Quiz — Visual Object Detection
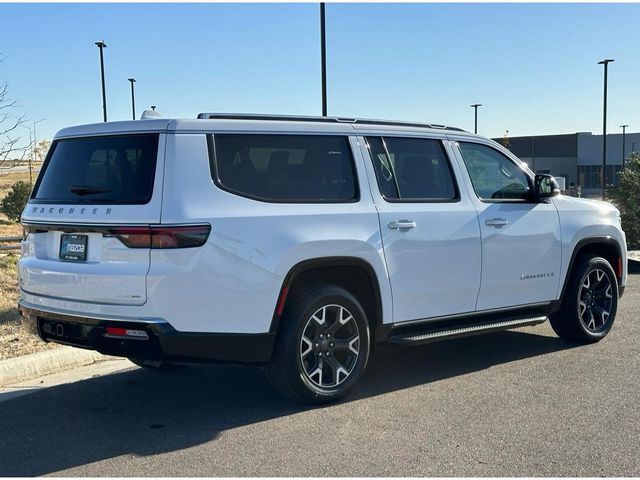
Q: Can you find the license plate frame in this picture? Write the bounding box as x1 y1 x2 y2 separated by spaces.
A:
59 234 88 262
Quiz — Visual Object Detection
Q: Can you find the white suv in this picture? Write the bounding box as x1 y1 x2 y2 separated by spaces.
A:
18 113 627 403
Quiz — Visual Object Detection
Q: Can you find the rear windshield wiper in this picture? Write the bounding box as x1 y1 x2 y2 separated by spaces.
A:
69 185 112 196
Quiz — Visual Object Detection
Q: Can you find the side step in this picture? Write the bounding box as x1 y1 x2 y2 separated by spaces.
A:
388 314 548 346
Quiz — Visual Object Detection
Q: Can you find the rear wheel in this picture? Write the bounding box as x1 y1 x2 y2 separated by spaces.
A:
550 255 618 343
266 285 370 404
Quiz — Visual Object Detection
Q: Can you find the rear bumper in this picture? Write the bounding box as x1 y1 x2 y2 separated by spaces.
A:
18 301 275 364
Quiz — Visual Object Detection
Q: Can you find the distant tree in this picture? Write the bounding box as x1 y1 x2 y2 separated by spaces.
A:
34 139 51 163
0 55 29 171
0 180 31 222
609 152 640 249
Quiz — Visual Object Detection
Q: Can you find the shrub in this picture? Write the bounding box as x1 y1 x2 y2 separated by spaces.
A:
609 152 640 249
0 180 31 222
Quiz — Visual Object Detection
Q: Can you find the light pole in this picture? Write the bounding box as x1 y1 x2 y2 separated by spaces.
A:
20 125 34 183
620 124 629 171
21 119 45 184
128 78 137 120
597 58 614 200
320 2 327 117
95 41 108 122
470 104 481 134
32 118 46 167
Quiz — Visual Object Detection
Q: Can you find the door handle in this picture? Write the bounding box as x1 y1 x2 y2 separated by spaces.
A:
388 220 416 230
485 218 508 228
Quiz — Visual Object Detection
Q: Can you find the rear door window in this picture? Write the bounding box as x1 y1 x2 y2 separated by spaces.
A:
32 134 159 204
210 134 358 202
365 136 458 201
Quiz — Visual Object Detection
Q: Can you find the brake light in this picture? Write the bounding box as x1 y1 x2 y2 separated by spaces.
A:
108 224 210 249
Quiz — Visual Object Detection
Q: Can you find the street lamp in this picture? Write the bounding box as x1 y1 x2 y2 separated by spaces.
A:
19 125 34 183
470 104 482 134
21 119 45 184
597 58 614 200
95 41 108 122
620 124 629 170
320 2 327 117
128 78 137 120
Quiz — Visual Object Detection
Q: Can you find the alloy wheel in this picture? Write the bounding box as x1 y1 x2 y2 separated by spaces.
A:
299 304 360 388
578 268 613 332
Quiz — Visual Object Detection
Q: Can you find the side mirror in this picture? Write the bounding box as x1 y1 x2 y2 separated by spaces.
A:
534 174 560 199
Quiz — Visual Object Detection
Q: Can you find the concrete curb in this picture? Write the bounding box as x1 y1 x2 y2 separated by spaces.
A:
628 250 640 263
0 347 114 388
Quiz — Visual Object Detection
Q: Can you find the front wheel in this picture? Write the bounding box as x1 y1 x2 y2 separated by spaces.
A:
550 255 618 343
266 285 370 404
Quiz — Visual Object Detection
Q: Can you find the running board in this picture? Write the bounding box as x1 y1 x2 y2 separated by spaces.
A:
388 315 548 346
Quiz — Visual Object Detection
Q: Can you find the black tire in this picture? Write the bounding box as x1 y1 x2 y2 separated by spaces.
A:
549 255 618 343
266 284 370 404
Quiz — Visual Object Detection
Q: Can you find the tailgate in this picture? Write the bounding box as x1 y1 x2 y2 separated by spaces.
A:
19 133 165 306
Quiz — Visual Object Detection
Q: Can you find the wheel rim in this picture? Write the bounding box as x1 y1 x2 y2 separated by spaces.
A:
578 268 613 332
300 304 360 388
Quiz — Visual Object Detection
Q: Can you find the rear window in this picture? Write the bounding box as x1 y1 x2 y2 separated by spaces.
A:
32 134 159 204
210 134 358 202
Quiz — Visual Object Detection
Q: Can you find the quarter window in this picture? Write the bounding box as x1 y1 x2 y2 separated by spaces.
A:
211 134 358 202
365 137 457 201
458 142 531 201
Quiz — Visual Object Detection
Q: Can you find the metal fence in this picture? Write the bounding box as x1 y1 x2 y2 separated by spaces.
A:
0 236 21 251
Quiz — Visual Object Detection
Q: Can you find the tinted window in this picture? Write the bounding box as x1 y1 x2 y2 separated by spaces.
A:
212 134 357 202
366 137 457 201
458 142 531 201
32 134 159 204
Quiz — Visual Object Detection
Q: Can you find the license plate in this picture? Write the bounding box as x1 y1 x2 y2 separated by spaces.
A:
59 234 88 262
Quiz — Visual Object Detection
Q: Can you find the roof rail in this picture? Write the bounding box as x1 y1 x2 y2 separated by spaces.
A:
196 113 466 132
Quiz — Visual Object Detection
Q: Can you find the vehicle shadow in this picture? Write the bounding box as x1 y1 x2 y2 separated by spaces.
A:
0 327 574 476
628 259 640 275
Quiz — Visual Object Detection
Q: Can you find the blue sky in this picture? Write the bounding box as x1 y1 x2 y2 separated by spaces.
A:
1 2 639 144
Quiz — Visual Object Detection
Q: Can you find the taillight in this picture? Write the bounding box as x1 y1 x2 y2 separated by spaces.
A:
109 227 151 248
150 225 211 249
108 224 210 249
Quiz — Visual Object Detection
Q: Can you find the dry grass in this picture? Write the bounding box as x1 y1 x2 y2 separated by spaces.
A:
0 253 58 360
0 169 57 360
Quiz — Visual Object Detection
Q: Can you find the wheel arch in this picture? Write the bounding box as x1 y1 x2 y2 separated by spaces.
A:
269 257 385 342
560 236 623 300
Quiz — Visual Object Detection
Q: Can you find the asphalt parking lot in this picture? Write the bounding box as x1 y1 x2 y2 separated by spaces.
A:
1 266 638 477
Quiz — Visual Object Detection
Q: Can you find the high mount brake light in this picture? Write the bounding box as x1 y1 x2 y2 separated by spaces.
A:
108 225 211 249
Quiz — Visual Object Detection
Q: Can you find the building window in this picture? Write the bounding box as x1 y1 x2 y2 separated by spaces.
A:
578 165 622 189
